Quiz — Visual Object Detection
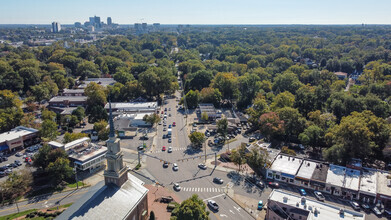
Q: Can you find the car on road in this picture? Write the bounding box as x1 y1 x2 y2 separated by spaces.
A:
192 123 197 127
198 163 207 170
172 163 179 171
314 191 325 201
168 124 172 128
16 152 23 157
207 200 219 211
258 200 263 210
168 138 172 143
349 201 360 211
213 177 224 184
168 108 171 111
162 146 166 151
137 145 144 151
163 127 167 131
158 121 162 125
169 113 171 117
173 183 181 191
163 161 169 168
173 122 176 126
168 146 172 153
245 176 264 188
372 206 383 216
299 189 307 196
268 182 279 188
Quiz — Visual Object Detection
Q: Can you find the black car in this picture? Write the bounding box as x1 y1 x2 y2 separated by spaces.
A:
14 160 22 166
163 161 169 168
246 176 265 188
0 166 7 171
137 146 144 151
2 157 8 161
213 177 224 184
163 134 166 139
0 171 5 177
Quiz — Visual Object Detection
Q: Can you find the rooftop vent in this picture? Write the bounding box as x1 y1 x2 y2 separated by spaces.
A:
283 197 288 203
314 208 319 215
307 163 310 166
296 202 299 207
301 197 306 204
339 208 344 215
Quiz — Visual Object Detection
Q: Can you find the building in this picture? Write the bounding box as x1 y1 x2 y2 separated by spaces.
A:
58 102 149 220
77 78 116 89
52 22 61 33
309 162 329 192
267 154 303 184
359 168 377 204
294 160 318 188
87 25 95 32
74 22 82 28
62 89 85 96
115 113 152 128
48 96 87 108
335 72 348 80
104 102 158 115
376 170 391 209
325 164 346 196
107 17 112 25
199 103 218 120
0 126 39 153
342 168 360 200
48 137 107 173
267 190 365 220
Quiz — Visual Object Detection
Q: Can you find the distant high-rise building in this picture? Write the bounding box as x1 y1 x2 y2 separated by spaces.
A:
52 22 61 33
153 23 160 28
94 16 101 28
142 23 147 30
107 17 112 26
89 17 95 25
74 22 82 28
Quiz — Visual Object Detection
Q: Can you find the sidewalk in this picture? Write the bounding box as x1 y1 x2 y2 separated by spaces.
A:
144 184 182 220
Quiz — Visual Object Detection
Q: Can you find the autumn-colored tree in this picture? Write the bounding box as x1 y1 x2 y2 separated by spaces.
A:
259 112 284 141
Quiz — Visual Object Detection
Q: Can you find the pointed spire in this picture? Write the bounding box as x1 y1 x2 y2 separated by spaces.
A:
109 99 115 138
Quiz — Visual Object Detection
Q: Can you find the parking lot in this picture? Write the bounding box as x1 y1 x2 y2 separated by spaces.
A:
0 145 39 181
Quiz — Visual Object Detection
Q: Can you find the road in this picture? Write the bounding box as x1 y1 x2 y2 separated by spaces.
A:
0 187 89 217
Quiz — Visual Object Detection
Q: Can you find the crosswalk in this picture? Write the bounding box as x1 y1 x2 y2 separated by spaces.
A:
181 187 224 193
152 147 187 154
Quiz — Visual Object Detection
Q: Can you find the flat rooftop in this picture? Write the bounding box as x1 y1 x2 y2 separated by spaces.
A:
104 102 158 111
311 163 329 183
64 137 90 151
359 168 377 196
269 190 365 220
77 78 116 89
0 126 38 143
326 164 346 188
70 146 107 163
49 96 87 102
63 89 85 94
296 160 318 180
270 154 303 176
344 168 360 191
377 170 391 197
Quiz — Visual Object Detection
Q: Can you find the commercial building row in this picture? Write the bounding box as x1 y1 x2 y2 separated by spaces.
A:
0 126 39 153
267 154 391 209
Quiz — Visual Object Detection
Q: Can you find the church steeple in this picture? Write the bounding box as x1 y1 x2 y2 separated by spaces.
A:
104 99 128 187
108 100 115 139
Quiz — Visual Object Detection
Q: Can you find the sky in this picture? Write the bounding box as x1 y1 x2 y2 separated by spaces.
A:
0 0 390 25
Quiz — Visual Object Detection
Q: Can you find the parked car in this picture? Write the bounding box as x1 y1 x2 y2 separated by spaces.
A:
0 166 7 171
163 127 167 131
168 124 172 128
163 161 169 168
208 200 219 211
162 146 166 151
198 163 207 170
372 206 383 216
299 189 307 196
193 123 197 127
0 171 5 177
2 157 8 161
168 146 172 153
213 177 224 184
314 191 325 201
168 138 172 143
249 137 256 142
258 200 263 210
349 201 360 211
268 182 279 188
172 163 178 171
137 145 144 151
10 163 18 168
361 203 370 212
5 169 12 175
173 183 181 191
15 152 23 157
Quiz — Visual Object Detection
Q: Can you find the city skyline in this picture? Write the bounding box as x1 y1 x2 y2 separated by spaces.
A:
0 0 390 25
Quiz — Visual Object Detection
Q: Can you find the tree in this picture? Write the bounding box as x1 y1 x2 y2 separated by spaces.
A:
20 113 40 129
200 87 222 107
72 107 86 122
94 120 109 140
33 144 52 170
294 85 317 115
47 157 74 185
211 72 239 101
113 68 135 84
299 125 325 153
276 107 307 138
40 119 59 141
270 91 295 110
184 90 201 109
217 118 228 139
281 146 297 156
230 144 247 171
171 194 210 220
247 97 270 127
201 112 209 121
0 90 24 132
245 147 269 174
189 132 206 148
143 113 161 127
272 72 303 94
85 82 107 123
1 170 32 202
185 70 213 92
259 112 284 141
63 132 88 144
76 60 100 79
41 109 56 121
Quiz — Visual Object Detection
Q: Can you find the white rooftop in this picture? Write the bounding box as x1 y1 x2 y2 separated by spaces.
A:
48 141 64 148
104 102 158 112
296 160 318 180
359 169 377 196
326 164 346 187
269 190 365 220
0 126 38 143
270 154 303 176
344 168 360 191
377 170 391 196
64 137 90 151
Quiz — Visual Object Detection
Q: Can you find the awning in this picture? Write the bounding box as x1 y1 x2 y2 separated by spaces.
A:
0 144 9 151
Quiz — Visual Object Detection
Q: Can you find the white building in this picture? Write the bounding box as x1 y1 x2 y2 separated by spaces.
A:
104 102 158 114
0 126 39 152
359 168 377 204
325 164 346 196
267 154 303 184
52 22 61 33
267 190 365 220
115 113 151 127
343 168 361 200
294 160 318 187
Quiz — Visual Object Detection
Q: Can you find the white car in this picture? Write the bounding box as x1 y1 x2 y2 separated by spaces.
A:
207 200 219 211
168 146 172 153
173 163 178 171
349 201 360 211
173 183 181 191
314 191 325 201
198 163 207 170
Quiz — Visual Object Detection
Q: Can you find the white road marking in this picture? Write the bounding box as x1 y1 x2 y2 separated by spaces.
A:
203 193 225 201
220 214 228 218
234 206 241 212
229 210 235 214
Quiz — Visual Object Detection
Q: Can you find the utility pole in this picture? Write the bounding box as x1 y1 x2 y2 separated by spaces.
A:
215 153 217 167
74 162 78 189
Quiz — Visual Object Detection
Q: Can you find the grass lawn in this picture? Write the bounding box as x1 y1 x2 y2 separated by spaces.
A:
67 181 86 188
47 203 72 211
0 209 37 220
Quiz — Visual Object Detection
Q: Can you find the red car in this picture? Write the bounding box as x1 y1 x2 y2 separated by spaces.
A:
162 146 166 151
173 122 176 126
25 157 32 162
268 182 279 188
161 111 164 114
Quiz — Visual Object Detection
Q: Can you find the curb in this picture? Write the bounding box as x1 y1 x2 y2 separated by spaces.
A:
226 192 256 219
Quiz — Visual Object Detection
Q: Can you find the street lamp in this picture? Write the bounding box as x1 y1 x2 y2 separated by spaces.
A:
73 162 78 189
